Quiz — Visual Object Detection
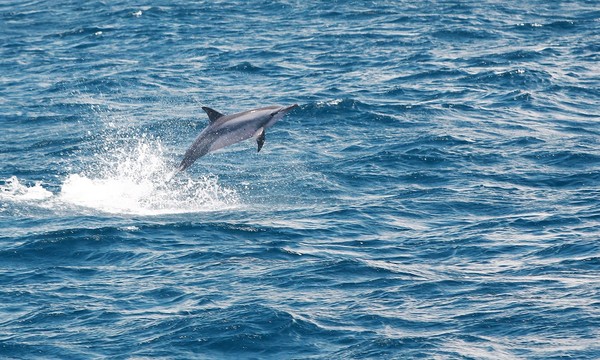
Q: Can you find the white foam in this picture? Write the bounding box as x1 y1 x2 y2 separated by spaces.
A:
317 99 343 107
58 172 238 215
2 138 240 216
59 138 239 215
0 176 53 201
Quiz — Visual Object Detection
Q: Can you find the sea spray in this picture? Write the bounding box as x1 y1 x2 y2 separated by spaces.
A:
58 136 240 215
0 176 53 202
1 137 239 216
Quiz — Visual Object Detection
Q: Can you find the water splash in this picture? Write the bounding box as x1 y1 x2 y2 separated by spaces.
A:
1 138 240 216
63 137 239 215
0 177 53 201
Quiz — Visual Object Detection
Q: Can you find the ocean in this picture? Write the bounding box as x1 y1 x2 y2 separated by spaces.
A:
1 0 599 358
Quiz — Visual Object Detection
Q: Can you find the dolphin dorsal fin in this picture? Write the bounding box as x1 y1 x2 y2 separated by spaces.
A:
202 107 225 123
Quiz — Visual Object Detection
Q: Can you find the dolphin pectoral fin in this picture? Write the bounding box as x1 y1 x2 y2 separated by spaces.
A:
202 107 225 123
257 129 265 152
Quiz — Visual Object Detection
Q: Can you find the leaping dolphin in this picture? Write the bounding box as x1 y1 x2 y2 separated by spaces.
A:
176 104 298 172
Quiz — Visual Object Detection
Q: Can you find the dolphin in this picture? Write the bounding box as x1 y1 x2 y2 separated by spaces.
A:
176 104 298 172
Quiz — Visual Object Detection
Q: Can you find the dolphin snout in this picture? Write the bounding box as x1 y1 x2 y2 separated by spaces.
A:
270 104 299 117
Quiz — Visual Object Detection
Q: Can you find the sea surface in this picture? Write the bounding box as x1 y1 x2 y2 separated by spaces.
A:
1 0 599 358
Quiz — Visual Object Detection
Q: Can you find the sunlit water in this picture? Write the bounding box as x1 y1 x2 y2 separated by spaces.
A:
1 1 599 358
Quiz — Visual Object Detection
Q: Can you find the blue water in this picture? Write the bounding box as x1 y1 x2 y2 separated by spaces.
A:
1 0 599 358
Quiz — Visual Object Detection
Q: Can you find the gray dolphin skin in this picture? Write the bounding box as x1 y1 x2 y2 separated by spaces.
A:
177 104 299 172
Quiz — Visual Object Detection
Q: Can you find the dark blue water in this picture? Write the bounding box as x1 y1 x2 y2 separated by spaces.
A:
2 0 600 358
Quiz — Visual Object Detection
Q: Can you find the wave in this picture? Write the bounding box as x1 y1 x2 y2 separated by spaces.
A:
224 61 264 73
